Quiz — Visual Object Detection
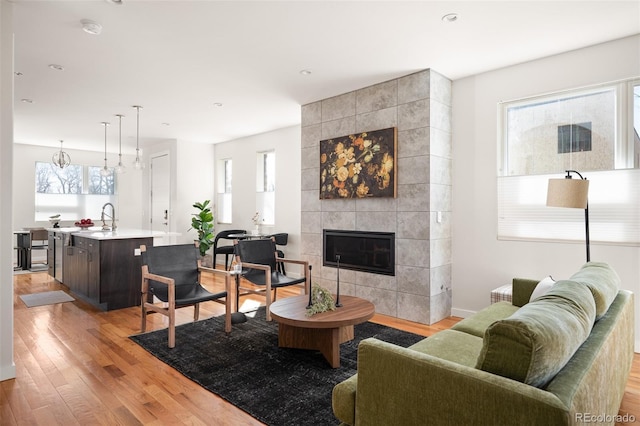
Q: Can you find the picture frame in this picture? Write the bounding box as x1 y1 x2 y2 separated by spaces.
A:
319 127 397 199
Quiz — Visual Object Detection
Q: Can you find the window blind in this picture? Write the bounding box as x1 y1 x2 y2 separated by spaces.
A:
497 168 640 245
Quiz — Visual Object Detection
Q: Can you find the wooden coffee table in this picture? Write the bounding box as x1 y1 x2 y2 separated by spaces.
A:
269 294 375 368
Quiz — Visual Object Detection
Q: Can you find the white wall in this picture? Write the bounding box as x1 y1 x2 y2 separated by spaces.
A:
452 35 640 346
143 138 215 245
175 140 215 244
12 144 143 230
214 125 302 263
0 0 15 382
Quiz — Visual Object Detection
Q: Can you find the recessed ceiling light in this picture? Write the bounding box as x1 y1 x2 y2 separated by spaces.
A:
81 19 103 35
161 122 170 126
104 0 123 4
48 64 64 71
442 13 459 23
21 99 34 104
213 102 223 107
299 69 312 76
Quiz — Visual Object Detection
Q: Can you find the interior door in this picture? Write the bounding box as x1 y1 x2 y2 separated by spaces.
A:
150 153 171 238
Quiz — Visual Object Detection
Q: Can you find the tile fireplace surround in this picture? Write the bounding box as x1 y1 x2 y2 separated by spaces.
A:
300 69 452 325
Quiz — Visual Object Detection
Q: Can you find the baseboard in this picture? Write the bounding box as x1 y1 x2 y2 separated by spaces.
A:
451 307 476 319
0 362 16 381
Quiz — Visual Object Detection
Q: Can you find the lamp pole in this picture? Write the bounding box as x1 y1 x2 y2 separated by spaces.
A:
564 170 590 262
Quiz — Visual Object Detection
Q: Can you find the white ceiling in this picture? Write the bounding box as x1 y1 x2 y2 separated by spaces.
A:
11 0 640 154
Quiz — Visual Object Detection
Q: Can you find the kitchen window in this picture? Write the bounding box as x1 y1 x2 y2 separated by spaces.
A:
35 161 116 221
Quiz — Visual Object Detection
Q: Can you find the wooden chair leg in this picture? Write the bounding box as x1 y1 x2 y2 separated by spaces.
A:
141 275 149 332
141 303 147 332
235 275 241 312
265 273 272 322
194 303 200 321
224 274 232 333
168 308 176 348
168 287 176 348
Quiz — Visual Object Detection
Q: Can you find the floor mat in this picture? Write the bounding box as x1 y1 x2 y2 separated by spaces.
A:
19 290 75 308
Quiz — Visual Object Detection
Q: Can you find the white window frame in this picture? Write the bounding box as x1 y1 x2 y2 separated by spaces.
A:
497 77 640 246
216 158 232 224
256 150 275 226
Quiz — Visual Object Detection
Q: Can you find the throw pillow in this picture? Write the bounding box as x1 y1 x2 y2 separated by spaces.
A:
569 262 620 320
476 280 596 388
529 275 556 302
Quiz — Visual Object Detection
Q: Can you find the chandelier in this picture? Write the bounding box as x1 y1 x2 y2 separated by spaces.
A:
132 105 145 170
100 122 111 177
114 114 126 174
52 140 71 168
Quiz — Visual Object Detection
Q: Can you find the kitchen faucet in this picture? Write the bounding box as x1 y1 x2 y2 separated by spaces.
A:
101 202 117 231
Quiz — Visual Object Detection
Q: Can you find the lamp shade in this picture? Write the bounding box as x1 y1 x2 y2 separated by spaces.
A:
546 178 589 209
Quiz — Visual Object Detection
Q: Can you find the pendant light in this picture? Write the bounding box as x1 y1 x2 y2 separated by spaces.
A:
132 105 145 170
52 139 71 168
114 114 126 174
100 122 110 177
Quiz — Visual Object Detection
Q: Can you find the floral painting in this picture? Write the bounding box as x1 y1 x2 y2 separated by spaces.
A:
319 127 397 199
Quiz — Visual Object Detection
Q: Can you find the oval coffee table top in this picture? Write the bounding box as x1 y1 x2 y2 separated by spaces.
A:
269 295 375 329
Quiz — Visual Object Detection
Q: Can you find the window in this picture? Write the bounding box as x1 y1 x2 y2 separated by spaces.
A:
634 84 640 167
217 159 232 224
498 78 640 245
502 87 616 176
35 162 117 221
557 122 592 154
88 166 116 194
256 151 275 225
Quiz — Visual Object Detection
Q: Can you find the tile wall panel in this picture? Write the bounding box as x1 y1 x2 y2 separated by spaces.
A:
301 69 451 324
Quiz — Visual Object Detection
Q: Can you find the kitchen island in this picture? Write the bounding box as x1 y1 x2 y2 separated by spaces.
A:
48 228 179 311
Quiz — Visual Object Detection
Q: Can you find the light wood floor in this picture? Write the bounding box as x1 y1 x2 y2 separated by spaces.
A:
2 271 639 425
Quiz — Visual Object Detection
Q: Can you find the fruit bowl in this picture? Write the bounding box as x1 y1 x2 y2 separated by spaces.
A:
74 220 95 229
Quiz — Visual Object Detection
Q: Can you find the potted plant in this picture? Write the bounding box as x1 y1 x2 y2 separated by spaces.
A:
191 200 214 257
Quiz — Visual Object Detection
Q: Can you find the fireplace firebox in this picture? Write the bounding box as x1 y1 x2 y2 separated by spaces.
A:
323 229 395 276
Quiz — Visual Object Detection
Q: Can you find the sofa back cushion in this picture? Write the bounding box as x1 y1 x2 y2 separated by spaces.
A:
569 262 620 320
476 280 596 388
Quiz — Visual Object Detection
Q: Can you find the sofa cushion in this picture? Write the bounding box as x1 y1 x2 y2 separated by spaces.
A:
451 301 520 338
332 373 357 425
569 262 620 320
476 280 596 388
409 330 484 368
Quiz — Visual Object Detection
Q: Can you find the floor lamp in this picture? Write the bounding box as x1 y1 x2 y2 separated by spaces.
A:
546 170 590 262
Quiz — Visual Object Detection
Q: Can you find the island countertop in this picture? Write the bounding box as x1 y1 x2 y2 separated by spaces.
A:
46 227 181 241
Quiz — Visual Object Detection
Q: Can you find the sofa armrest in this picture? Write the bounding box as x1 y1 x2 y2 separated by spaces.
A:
352 338 570 426
512 277 540 307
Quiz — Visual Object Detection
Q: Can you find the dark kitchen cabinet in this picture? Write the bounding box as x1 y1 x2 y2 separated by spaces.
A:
63 235 153 310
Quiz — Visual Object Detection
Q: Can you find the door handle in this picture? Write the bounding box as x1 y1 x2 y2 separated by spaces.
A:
164 209 168 220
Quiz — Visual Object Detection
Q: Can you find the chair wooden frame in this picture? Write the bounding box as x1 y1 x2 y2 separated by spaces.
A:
140 244 232 348
234 238 309 321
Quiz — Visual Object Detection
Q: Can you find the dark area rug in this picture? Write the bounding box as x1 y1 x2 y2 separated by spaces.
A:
130 307 423 426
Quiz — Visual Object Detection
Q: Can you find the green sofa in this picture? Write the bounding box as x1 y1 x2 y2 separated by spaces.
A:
332 262 634 425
